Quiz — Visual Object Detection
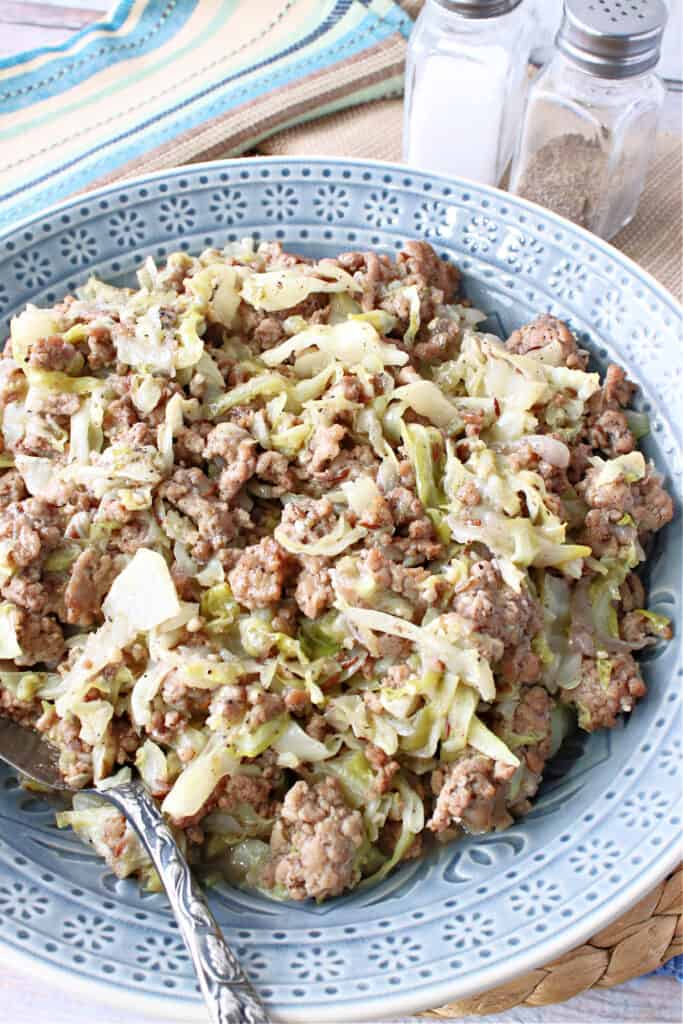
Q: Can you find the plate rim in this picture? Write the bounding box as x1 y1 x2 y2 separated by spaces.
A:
1 155 681 321
1 838 680 1022
0 155 681 1021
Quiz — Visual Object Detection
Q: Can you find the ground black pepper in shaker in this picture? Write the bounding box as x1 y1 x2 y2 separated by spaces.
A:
509 0 667 239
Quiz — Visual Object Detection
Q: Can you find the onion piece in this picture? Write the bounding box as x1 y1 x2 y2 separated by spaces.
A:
523 435 571 468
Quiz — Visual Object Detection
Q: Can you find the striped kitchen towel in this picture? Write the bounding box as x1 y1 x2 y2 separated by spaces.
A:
0 0 412 230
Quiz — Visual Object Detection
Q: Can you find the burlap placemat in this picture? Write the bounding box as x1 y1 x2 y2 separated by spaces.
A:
254 97 683 303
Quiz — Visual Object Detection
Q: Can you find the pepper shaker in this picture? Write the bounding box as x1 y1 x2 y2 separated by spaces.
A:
509 0 668 240
403 0 536 186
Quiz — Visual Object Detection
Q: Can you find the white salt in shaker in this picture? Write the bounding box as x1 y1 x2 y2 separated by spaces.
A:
403 0 535 186
509 0 668 240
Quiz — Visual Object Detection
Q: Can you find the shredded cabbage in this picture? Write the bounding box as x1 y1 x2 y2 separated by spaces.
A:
1 240 669 904
0 603 22 659
261 320 408 372
275 513 366 557
241 263 360 312
103 548 180 630
162 734 239 821
393 381 463 432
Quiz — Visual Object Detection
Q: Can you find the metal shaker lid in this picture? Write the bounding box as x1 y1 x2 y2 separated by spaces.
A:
557 0 668 78
433 0 524 18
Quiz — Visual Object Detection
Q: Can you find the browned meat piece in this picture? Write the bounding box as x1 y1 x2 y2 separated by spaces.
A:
620 610 672 644
384 486 444 564
253 316 286 350
587 409 635 456
428 751 516 833
630 466 675 535
262 778 364 901
453 481 480 508
561 654 647 731
102 395 139 437
508 685 553 774
453 560 542 656
583 364 637 456
568 442 593 485
174 421 213 465
228 536 294 610
13 608 65 666
268 596 296 635
358 492 393 530
96 813 148 875
357 251 394 312
3 571 53 615
283 688 310 715
0 680 42 725
28 335 82 373
0 469 27 510
384 664 411 688
41 395 83 422
413 317 461 363
582 509 635 559
258 240 311 270
603 363 636 408
160 467 246 556
294 555 334 619
255 450 296 494
249 688 286 726
384 485 422 526
279 497 337 546
0 498 64 570
38 712 93 788
328 372 378 404
64 549 118 626
159 674 211 717
582 467 638 517
305 424 346 476
203 422 257 501
397 240 460 302
507 441 570 497
298 439 379 492
580 462 673 553
334 250 398 311
207 685 247 728
499 644 543 685
506 314 588 369
86 325 117 370
365 742 400 794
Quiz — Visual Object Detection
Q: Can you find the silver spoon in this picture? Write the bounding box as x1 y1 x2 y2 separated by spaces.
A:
0 716 271 1024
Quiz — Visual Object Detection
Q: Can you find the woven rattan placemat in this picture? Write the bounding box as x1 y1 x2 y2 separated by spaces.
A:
422 865 682 1016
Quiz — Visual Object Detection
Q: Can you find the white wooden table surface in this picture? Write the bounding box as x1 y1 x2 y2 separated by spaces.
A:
0 3 680 1022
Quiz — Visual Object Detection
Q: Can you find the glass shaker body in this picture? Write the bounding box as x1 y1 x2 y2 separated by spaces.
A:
403 0 535 186
509 53 665 239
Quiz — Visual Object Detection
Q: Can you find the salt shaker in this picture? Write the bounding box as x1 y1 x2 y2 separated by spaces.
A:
509 0 667 240
403 0 535 186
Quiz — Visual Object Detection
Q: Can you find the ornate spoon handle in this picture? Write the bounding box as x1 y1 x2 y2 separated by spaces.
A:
103 780 271 1024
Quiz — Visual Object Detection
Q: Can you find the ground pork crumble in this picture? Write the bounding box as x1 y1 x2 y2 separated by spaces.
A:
0 238 674 902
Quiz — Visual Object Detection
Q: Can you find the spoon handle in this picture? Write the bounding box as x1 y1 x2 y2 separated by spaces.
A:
104 780 271 1024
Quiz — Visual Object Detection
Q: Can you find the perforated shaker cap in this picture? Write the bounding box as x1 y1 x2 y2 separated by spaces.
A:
433 0 523 18
557 0 668 78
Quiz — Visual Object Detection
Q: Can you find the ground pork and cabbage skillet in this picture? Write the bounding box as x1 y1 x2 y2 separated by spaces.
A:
0 235 674 905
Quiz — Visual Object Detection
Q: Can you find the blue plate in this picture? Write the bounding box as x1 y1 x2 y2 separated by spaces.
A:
0 158 680 1021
